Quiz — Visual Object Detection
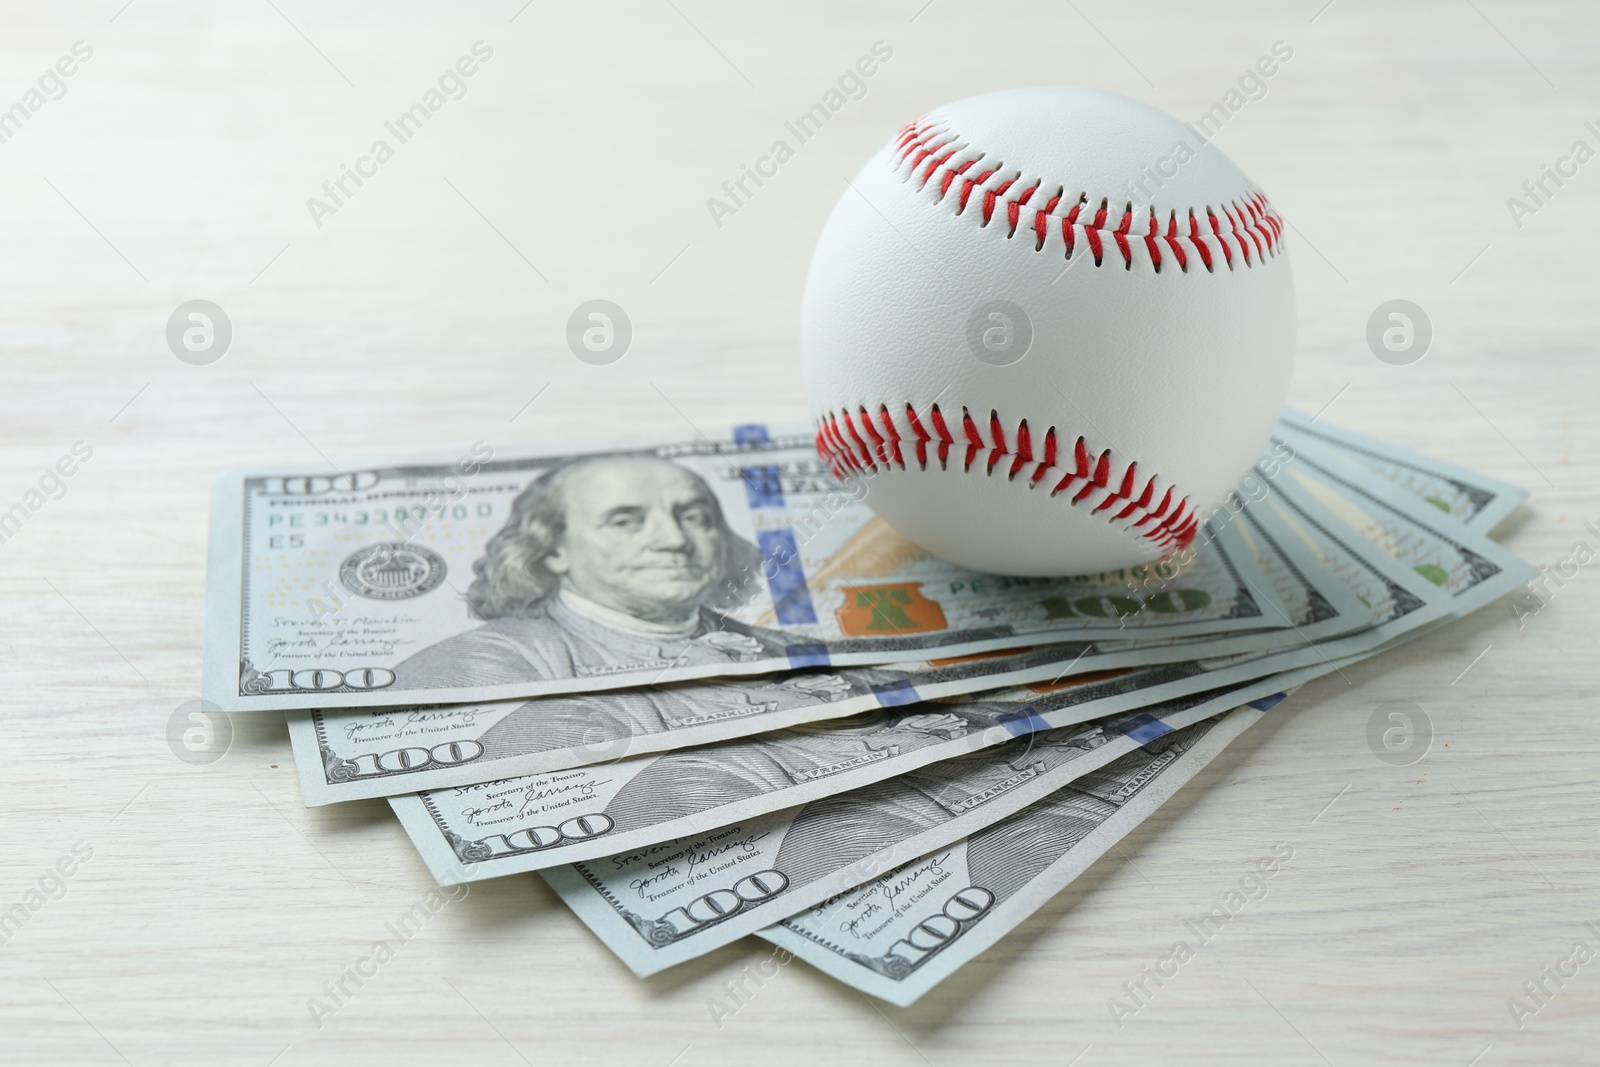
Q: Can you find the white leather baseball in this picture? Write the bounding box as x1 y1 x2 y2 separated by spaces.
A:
801 87 1295 576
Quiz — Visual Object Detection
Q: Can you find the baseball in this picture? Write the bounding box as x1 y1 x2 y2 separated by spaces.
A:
802 87 1296 576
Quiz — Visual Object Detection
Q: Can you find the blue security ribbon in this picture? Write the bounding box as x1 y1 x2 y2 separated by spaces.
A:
757 528 818 625
786 643 831 668
1117 712 1174 744
997 707 1051 737
869 679 921 707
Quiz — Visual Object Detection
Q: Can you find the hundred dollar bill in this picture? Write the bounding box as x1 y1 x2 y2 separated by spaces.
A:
291 646 1213 807
533 462 1531 976
290 491 1368 803
519 476 1487 973
538 669 1311 977
1271 440 1535 617
389 659 1283 884
384 471 1451 880
1279 409 1527 530
1081 457 1464 684
759 705 1262 1005
549 585 1456 977
203 428 1291 711
289 648 1096 806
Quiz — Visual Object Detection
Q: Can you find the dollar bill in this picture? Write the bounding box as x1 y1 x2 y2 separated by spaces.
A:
1278 409 1527 530
290 645 1219 807
724 439 1538 1008
384 468 1454 880
387 660 1276 883
288 648 1095 806
538 670 1311 977
487 469 1491 971
758 706 1262 1005
289 489 1370 803
1271 440 1535 617
203 429 1292 711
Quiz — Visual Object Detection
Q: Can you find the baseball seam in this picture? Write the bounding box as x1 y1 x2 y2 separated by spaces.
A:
815 404 1200 554
892 119 1284 273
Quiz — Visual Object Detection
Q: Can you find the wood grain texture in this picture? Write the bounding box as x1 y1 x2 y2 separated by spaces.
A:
1 1 1595 1064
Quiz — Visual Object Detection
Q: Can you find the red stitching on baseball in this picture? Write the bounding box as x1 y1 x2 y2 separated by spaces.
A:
877 405 905 468
859 408 890 466
929 405 955 468
1009 419 1032 480
1030 427 1056 487
813 404 1199 554
960 408 982 471
889 118 1284 275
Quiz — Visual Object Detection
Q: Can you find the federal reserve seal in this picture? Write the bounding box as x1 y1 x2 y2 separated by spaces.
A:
339 542 447 600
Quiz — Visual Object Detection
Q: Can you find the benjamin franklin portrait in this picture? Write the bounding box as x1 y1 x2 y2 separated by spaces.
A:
395 454 788 686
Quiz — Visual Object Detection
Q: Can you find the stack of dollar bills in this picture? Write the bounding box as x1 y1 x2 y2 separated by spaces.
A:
202 411 1533 1005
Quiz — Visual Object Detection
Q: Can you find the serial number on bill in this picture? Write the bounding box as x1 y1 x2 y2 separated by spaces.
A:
263 505 496 528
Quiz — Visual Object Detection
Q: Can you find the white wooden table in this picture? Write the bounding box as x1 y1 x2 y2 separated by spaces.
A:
2 2 1595 1064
